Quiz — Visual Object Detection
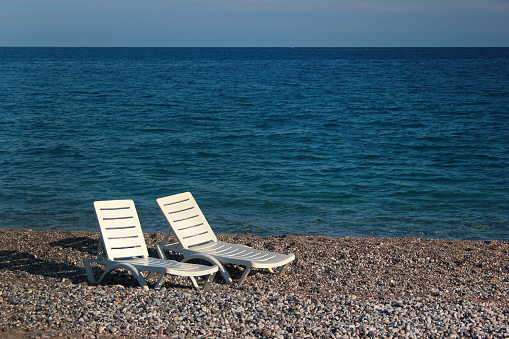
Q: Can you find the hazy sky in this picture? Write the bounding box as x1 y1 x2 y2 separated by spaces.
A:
1 0 508 47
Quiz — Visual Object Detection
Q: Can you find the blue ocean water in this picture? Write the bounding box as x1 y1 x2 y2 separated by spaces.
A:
0 47 508 241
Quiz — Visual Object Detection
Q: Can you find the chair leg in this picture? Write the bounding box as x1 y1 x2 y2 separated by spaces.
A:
188 272 217 291
154 273 167 290
202 272 216 291
155 245 167 259
83 258 98 284
182 254 233 285
267 264 290 275
189 276 199 289
216 264 232 285
97 263 150 290
238 266 252 286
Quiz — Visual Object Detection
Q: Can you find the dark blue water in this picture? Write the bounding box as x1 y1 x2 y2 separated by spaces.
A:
1 47 508 240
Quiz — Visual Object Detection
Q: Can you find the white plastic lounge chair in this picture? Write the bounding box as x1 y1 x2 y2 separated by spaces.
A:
83 199 218 291
156 192 295 285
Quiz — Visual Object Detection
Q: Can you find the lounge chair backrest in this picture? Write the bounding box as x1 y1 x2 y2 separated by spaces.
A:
157 192 217 249
94 200 149 260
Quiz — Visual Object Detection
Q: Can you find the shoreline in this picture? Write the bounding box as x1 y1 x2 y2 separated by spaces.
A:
1 228 508 338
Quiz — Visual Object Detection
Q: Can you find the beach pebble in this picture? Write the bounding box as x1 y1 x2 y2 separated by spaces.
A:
0 228 508 338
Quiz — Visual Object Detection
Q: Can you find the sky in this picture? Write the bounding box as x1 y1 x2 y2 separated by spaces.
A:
0 0 508 47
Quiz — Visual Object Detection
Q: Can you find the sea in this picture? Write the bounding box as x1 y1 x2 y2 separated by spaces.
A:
1 47 508 241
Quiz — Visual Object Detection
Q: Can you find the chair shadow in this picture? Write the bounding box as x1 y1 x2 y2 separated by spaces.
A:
0 249 89 284
50 236 98 254
0 235 101 285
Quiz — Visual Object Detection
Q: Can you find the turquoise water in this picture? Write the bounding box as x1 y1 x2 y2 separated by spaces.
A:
1 47 508 240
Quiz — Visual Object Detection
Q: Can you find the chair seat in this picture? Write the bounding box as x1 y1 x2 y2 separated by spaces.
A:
183 241 295 269
114 257 218 277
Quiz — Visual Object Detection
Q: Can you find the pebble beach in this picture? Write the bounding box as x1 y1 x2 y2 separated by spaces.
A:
1 228 508 338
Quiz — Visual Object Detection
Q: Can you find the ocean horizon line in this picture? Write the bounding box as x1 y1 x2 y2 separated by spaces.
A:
2 46 508 49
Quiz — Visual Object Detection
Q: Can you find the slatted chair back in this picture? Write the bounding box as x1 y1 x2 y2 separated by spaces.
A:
94 199 149 260
157 192 217 249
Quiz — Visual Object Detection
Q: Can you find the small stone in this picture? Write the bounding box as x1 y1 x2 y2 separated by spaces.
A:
164 324 177 334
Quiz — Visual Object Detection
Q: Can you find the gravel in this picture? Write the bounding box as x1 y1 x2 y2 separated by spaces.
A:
1 228 508 338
